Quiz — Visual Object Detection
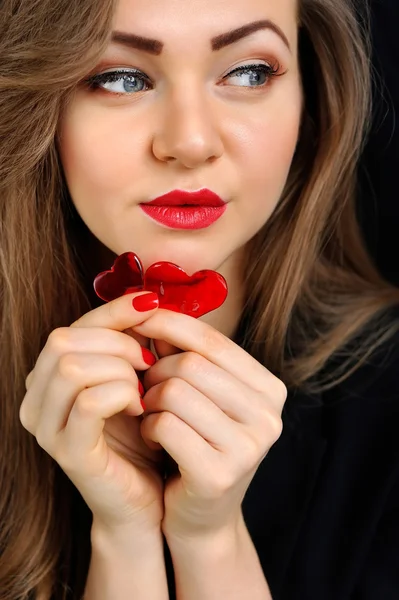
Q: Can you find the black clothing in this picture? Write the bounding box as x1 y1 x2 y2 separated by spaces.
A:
165 324 399 599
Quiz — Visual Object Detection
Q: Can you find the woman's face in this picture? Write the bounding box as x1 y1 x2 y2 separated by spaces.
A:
58 0 302 274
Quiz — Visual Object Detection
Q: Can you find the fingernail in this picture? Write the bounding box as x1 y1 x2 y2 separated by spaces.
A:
141 347 157 366
140 398 146 411
132 292 159 312
138 380 145 397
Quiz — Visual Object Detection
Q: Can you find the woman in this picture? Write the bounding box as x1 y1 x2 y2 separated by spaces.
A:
1 0 398 598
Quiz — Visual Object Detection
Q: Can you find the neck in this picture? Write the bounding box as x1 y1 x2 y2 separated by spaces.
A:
199 248 245 340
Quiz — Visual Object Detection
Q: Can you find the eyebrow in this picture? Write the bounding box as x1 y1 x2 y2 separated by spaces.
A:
212 20 291 52
111 19 291 56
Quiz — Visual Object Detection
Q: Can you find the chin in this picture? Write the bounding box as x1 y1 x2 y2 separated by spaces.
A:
142 253 222 275
114 240 226 275
150 252 225 275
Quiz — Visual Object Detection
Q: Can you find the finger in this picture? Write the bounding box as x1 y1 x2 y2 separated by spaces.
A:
140 411 218 485
141 398 280 492
71 291 159 331
24 354 142 436
61 380 142 458
22 328 152 428
40 327 153 378
134 311 281 396
123 326 152 350
153 338 182 359
26 291 157 410
144 352 261 424
142 377 239 450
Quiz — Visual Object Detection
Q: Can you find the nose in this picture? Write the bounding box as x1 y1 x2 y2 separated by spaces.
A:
152 87 224 168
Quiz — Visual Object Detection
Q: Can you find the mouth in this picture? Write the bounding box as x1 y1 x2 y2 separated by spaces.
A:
140 189 227 230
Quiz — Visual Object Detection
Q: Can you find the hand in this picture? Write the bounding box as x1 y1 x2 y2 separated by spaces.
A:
19 292 166 534
133 310 287 540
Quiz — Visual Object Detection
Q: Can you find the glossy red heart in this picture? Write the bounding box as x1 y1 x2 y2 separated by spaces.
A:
144 262 228 318
93 251 228 318
93 252 144 302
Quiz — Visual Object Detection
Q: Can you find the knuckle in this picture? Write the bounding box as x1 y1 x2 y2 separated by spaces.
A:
267 413 283 443
201 327 227 355
19 401 31 431
178 351 203 374
273 379 288 404
25 371 33 390
110 379 138 408
237 435 262 469
152 410 177 433
47 327 71 354
256 404 283 445
160 377 186 400
74 388 98 417
57 353 84 380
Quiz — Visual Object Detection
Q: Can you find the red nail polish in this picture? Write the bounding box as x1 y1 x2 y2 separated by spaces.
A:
141 347 157 366
138 380 145 397
132 292 159 312
140 398 146 411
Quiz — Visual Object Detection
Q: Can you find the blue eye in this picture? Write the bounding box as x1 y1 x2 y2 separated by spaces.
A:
223 63 280 87
86 70 152 94
85 62 281 96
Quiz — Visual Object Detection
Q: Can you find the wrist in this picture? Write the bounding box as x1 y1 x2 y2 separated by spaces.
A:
85 520 169 599
91 518 163 557
164 511 245 557
163 513 272 600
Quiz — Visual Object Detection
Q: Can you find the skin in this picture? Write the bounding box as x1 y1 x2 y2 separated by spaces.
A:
58 0 302 338
22 0 302 595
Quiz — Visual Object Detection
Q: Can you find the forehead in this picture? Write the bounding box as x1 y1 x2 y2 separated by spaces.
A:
113 0 298 49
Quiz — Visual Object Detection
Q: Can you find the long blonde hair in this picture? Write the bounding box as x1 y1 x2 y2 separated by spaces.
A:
0 0 398 597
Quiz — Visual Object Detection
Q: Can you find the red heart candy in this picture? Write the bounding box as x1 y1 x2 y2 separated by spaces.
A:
93 251 228 317
144 262 228 318
93 251 144 302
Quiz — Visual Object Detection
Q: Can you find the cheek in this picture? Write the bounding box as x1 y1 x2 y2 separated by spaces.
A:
58 103 146 211
239 110 300 196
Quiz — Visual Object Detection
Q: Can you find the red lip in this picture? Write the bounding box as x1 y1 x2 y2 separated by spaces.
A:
144 189 226 207
140 189 227 230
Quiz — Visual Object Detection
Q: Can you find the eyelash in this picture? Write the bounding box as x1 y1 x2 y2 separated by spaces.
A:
85 62 282 95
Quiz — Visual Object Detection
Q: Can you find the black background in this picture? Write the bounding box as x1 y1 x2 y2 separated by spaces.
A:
359 0 399 285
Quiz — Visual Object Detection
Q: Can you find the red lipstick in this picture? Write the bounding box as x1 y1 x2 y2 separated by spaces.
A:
140 189 227 230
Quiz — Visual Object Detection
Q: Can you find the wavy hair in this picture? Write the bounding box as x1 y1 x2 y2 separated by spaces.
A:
0 0 398 597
